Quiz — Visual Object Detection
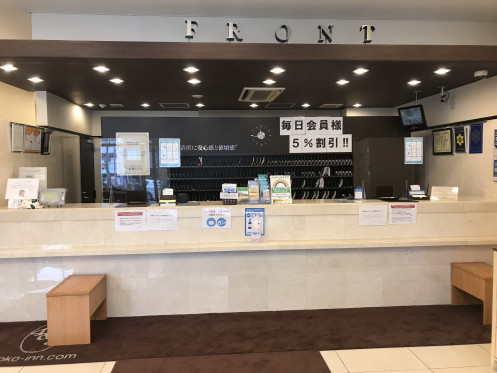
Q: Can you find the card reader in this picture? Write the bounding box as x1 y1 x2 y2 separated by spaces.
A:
38 188 66 207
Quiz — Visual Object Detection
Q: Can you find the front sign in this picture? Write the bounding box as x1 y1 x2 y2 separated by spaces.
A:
182 20 375 44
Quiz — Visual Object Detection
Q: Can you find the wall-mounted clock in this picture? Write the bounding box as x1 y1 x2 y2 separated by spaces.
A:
250 124 272 147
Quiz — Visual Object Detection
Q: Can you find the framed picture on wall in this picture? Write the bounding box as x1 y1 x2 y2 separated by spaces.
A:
432 128 453 155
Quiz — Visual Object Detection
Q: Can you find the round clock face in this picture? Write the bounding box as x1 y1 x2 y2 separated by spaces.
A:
250 124 272 147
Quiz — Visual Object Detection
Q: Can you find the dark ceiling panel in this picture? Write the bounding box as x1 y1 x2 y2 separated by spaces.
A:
0 41 496 111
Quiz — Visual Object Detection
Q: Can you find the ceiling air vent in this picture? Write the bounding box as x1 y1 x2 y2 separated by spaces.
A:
159 103 190 109
109 103 124 108
239 87 285 102
265 102 295 109
319 103 344 109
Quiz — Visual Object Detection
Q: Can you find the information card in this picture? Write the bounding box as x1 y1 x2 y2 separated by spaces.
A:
389 204 417 224
359 205 388 226
114 210 147 231
5 178 39 200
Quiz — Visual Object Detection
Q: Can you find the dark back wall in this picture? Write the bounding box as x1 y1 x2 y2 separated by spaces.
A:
101 116 406 155
101 116 415 197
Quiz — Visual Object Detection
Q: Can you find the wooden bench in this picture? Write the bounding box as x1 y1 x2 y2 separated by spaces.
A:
451 262 493 325
46 274 106 346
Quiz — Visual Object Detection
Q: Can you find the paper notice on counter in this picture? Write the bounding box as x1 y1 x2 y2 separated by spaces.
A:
115 210 147 231
359 205 387 226
202 207 232 229
389 204 417 224
147 209 178 231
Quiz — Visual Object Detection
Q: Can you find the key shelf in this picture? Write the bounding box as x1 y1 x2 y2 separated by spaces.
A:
170 153 353 201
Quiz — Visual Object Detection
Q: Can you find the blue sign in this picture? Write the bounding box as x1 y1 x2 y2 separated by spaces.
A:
206 217 216 227
469 123 483 154
159 138 181 167
245 208 265 236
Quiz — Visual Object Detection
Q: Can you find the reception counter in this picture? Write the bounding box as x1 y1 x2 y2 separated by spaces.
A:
1 199 497 258
0 199 495 322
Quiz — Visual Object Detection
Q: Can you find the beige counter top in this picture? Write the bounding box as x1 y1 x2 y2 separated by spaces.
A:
1 199 496 258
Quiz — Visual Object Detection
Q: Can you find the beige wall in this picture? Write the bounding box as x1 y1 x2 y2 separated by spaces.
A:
36 91 92 135
0 120 82 206
0 82 36 125
0 83 83 206
0 11 31 39
408 76 497 198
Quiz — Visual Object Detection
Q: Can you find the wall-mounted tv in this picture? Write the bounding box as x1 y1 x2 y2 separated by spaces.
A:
397 104 427 131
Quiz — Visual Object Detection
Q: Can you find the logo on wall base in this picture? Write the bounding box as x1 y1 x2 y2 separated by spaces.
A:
20 325 52 354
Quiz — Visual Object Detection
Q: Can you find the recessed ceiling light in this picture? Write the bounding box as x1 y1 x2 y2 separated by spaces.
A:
302 103 311 108
141 103 150 108
1 64 18 72
188 78 201 84
28 77 43 83
192 94 204 99
434 68 451 75
249 103 258 108
408 79 421 86
196 103 205 108
336 79 349 85
183 66 199 73
353 68 369 75
270 67 285 74
109 78 124 84
353 103 362 108
263 79 276 85
93 65 109 73
84 103 94 107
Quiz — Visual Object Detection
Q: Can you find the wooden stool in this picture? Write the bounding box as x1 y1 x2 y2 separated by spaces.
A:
46 274 106 346
451 262 493 325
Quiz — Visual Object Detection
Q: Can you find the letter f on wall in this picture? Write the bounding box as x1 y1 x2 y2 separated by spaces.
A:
185 20 199 40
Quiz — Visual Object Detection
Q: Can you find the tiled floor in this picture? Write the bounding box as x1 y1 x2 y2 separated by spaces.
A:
321 344 495 373
0 344 494 372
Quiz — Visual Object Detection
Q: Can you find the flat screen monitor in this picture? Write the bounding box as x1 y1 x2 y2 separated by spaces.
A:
397 104 427 131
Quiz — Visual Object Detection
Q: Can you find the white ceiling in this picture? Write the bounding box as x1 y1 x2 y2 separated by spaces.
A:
2 0 497 22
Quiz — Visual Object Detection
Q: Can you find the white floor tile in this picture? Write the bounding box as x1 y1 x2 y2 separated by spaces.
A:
432 366 497 373
336 347 428 372
19 362 106 373
320 351 348 373
410 344 490 369
479 344 491 353
0 367 23 373
100 361 116 373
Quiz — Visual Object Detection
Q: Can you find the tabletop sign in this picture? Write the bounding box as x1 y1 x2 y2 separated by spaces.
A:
430 186 459 201
5 178 39 200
